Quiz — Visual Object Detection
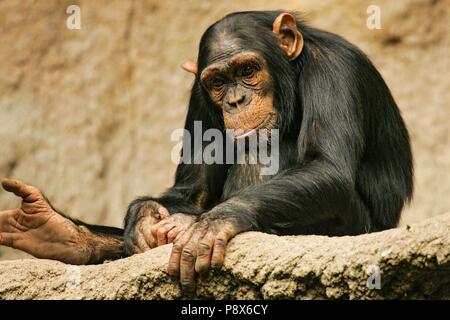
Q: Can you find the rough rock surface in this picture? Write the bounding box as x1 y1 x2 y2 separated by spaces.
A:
0 213 448 300
0 0 449 261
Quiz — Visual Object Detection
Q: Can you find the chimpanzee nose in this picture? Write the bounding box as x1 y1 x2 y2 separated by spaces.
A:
225 94 246 109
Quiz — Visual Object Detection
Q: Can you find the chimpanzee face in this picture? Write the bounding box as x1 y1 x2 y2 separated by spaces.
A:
200 48 277 139
181 12 304 139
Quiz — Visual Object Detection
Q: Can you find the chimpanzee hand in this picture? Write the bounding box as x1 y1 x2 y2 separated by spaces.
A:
124 199 197 254
124 200 169 253
0 178 92 264
150 213 197 246
167 214 250 293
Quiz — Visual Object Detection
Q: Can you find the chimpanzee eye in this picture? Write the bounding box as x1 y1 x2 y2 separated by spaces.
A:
241 65 256 78
212 78 225 89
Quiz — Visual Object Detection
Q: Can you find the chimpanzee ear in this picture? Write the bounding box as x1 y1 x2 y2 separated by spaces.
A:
272 13 304 60
181 60 198 75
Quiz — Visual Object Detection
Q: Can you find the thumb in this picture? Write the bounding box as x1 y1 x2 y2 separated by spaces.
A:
1 178 41 202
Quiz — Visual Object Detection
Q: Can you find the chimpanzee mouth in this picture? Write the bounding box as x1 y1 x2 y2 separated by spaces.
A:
232 113 276 140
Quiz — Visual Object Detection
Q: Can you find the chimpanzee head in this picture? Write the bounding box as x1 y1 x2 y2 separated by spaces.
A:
184 11 305 140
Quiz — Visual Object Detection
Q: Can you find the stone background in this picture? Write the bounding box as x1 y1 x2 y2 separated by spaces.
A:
0 0 449 260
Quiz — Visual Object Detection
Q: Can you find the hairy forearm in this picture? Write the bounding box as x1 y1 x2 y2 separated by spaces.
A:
59 213 125 264
78 226 124 264
66 214 125 264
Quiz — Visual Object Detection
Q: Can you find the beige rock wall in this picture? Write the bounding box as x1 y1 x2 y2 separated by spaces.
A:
0 0 449 260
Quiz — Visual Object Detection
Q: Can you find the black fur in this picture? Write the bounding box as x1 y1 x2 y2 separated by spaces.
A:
124 11 413 246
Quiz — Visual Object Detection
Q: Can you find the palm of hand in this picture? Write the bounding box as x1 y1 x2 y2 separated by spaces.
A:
0 179 90 264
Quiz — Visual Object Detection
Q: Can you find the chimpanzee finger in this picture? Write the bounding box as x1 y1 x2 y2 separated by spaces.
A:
156 222 176 246
167 225 196 277
141 219 157 249
150 219 171 239
0 232 20 248
179 228 206 293
211 231 230 267
1 179 40 203
195 232 215 274
0 209 19 233
167 227 180 244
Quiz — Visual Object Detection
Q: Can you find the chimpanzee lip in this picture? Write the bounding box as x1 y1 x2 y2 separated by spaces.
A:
232 113 275 140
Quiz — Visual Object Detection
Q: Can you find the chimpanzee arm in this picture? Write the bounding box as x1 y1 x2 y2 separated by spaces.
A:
203 159 369 236
201 128 368 236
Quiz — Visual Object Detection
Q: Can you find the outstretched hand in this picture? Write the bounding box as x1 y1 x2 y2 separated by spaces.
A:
0 178 91 264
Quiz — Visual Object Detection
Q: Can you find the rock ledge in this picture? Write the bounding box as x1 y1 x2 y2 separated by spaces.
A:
0 214 449 299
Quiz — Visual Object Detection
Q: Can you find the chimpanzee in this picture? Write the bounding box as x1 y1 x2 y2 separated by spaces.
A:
0 11 413 293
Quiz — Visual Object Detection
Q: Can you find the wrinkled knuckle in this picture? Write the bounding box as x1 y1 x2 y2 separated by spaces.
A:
198 242 211 252
182 247 194 257
181 247 195 261
215 238 225 246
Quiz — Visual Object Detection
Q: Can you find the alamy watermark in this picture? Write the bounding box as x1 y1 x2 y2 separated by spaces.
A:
66 5 81 30
366 264 382 290
367 5 382 30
